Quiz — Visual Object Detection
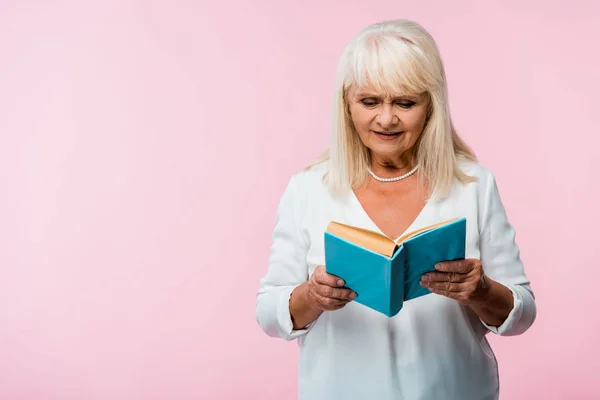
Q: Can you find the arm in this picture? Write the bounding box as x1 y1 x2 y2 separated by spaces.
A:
475 170 537 335
255 174 314 341
420 170 536 336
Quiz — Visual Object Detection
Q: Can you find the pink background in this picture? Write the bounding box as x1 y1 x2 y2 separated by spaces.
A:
1 1 599 398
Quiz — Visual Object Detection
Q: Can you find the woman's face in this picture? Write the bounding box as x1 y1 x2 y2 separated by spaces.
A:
347 85 430 164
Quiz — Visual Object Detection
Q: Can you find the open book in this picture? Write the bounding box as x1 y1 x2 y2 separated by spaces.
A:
324 217 466 317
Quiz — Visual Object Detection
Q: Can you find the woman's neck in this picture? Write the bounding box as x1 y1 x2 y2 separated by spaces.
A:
370 153 416 177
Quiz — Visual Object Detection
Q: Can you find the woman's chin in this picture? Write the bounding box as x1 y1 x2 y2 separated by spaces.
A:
370 142 409 157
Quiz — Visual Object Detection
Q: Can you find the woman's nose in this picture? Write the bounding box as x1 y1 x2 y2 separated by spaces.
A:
377 104 399 128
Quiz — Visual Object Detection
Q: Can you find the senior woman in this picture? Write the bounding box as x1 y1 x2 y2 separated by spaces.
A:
255 19 536 400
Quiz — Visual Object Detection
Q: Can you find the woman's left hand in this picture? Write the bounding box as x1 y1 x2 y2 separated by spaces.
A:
420 259 491 306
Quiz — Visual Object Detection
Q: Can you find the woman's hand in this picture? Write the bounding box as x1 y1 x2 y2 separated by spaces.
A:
420 259 514 327
289 265 356 330
419 259 490 306
307 265 357 311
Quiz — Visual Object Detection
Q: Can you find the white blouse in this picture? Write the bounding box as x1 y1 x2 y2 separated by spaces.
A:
255 161 536 400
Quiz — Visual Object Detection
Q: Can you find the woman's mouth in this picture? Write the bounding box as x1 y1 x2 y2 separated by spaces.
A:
373 131 403 140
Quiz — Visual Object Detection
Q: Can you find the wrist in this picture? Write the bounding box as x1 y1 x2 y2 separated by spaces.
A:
290 282 322 329
470 274 493 307
467 278 514 327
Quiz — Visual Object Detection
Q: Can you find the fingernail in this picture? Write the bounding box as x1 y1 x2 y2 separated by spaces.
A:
337 279 344 286
350 292 357 299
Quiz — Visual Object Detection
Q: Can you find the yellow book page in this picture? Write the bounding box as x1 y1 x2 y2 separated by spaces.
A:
327 218 459 258
326 221 398 257
395 217 459 244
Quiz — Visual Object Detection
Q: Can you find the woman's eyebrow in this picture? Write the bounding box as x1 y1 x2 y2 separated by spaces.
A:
356 92 419 100
355 92 379 97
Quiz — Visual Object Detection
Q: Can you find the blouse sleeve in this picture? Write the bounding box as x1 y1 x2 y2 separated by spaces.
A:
255 173 314 341
478 171 537 336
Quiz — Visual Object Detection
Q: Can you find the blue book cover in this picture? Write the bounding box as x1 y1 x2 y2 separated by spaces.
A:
324 217 466 317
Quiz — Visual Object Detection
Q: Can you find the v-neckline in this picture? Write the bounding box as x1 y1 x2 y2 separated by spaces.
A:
347 189 431 243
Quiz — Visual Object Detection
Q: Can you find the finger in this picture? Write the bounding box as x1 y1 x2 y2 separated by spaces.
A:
315 284 357 301
428 287 461 301
429 287 476 303
421 271 469 283
427 281 482 303
421 280 469 293
435 259 476 274
311 292 349 310
314 265 345 287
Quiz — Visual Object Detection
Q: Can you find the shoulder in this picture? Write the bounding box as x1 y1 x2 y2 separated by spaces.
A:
453 160 507 216
289 159 330 193
456 159 497 193
275 161 331 238
277 160 331 211
457 159 494 182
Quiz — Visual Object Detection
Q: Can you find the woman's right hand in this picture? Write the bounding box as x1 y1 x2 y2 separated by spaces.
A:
289 265 357 329
307 265 357 311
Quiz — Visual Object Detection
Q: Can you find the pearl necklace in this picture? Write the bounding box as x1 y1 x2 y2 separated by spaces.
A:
367 165 419 182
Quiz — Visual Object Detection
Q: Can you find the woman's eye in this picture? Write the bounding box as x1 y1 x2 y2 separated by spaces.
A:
361 99 379 107
360 99 415 108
